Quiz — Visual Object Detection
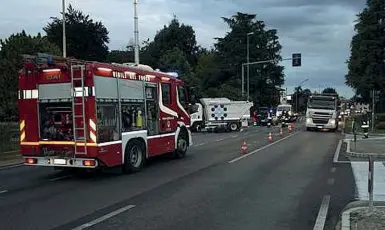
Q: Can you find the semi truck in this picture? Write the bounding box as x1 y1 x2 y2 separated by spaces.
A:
305 93 338 131
190 98 253 132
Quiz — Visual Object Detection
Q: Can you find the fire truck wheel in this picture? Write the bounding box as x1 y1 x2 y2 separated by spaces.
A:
123 140 145 173
174 130 188 159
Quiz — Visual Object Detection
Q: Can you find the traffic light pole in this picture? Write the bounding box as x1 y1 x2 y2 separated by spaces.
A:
241 56 300 101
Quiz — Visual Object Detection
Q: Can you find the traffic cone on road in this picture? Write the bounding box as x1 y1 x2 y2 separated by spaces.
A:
279 128 283 136
288 124 292 133
268 132 273 142
240 140 248 154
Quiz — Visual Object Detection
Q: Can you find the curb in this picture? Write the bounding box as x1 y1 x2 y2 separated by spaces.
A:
337 201 385 230
343 139 385 159
344 132 385 137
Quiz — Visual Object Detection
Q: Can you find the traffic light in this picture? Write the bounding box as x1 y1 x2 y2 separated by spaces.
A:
292 53 301 67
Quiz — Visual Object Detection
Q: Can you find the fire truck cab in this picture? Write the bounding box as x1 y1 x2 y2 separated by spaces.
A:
18 53 194 172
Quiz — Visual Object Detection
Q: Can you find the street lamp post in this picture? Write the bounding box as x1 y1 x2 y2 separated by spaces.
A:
246 32 254 101
296 79 309 113
133 0 140 65
62 0 66 58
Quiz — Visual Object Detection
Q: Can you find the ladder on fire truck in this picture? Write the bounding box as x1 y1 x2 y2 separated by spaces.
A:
71 65 88 156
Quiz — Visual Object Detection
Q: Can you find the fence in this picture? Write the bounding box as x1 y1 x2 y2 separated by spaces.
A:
0 123 19 156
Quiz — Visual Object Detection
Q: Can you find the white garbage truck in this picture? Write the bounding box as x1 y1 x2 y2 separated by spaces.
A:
190 98 253 132
305 94 338 131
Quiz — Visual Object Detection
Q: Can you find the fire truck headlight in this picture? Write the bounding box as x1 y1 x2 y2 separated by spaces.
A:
306 118 312 124
330 119 336 125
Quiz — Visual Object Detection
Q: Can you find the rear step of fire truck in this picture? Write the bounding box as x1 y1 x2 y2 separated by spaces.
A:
71 65 87 156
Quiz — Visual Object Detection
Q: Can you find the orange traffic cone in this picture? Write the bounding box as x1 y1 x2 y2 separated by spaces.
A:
268 132 273 142
279 128 283 136
241 140 248 154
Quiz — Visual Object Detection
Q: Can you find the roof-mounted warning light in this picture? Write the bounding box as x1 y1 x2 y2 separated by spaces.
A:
166 72 178 78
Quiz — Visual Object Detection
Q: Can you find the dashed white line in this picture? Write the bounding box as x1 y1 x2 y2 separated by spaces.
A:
327 178 335 185
228 132 300 163
71 204 136 230
313 195 331 230
330 167 336 173
49 175 72 182
0 190 8 194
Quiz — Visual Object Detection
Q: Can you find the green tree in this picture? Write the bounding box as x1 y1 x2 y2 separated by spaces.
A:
292 87 311 112
346 0 385 102
141 16 199 68
322 87 338 94
158 47 200 88
0 31 61 120
214 12 284 105
44 4 110 61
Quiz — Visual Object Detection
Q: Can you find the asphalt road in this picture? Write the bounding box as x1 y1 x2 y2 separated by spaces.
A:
0 125 355 230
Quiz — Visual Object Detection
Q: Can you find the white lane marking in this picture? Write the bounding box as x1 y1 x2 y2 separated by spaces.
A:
313 195 331 230
327 178 335 185
0 163 24 170
330 167 336 173
71 205 136 230
49 175 72 182
333 140 342 163
231 135 238 138
194 143 204 147
0 190 8 194
228 132 300 163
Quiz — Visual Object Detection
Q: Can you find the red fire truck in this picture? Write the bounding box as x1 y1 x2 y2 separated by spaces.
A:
18 53 194 172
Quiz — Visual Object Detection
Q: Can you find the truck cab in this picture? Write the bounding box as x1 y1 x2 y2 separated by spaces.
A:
305 94 338 131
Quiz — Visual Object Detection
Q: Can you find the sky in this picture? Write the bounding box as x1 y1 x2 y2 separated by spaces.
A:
0 0 367 98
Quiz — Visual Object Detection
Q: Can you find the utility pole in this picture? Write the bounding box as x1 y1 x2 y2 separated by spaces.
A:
62 0 66 58
372 89 375 132
246 32 254 101
133 0 140 65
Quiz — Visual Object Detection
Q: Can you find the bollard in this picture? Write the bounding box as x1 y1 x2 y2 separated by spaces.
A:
368 156 374 214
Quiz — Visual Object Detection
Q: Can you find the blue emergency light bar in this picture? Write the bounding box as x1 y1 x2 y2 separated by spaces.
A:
166 72 179 78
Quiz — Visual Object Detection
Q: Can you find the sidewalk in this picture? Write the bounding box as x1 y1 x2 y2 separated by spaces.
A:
344 135 385 158
338 135 385 229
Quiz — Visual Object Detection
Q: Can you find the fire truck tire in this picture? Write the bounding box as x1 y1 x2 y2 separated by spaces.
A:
173 130 188 159
123 139 145 173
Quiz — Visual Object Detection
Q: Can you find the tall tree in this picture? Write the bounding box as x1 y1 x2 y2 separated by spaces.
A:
141 16 199 68
158 47 200 87
346 0 385 103
44 4 110 61
214 12 284 105
0 31 61 120
322 87 338 94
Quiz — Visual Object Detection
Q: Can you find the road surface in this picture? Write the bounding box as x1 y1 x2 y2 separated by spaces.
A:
0 125 355 230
